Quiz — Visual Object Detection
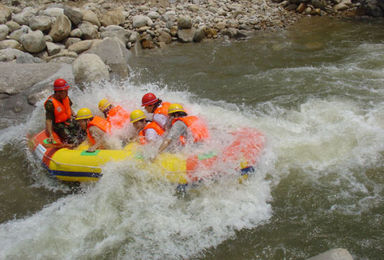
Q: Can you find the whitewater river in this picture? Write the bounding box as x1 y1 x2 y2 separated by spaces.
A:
0 17 383 259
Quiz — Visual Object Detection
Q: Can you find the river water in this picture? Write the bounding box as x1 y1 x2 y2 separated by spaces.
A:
1 16 384 259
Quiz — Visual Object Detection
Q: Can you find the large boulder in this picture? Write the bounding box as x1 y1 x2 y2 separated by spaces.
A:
100 25 131 46
0 62 63 95
72 53 110 84
0 48 42 63
49 14 72 42
86 37 130 78
20 30 46 53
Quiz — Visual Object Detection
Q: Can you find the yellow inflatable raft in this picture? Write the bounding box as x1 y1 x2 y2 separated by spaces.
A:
28 128 265 184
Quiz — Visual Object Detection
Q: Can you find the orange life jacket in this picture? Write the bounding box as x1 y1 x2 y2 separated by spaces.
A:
107 105 130 129
154 102 171 116
172 116 209 144
138 121 165 144
86 116 111 145
45 95 72 124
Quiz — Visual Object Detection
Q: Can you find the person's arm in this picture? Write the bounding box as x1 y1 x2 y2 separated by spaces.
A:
45 119 54 143
152 121 186 160
87 126 104 152
45 101 55 143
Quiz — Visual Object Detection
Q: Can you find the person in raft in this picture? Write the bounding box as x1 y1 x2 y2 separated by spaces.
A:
44 78 83 145
98 98 130 130
156 103 209 155
141 92 171 130
129 109 164 144
75 108 111 152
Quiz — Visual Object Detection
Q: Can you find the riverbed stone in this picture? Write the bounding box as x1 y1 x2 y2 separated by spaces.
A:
20 30 46 53
0 24 9 40
82 10 100 27
78 21 99 40
64 6 83 26
29 15 52 32
42 7 64 18
178 15 192 29
49 14 71 42
12 7 36 25
46 41 62 56
72 53 110 84
177 28 196 42
0 39 23 50
0 4 12 24
9 25 30 41
133 15 153 28
68 39 95 53
100 25 131 45
100 9 125 26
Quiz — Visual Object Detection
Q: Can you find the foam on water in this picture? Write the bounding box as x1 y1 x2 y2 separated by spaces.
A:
1 67 384 258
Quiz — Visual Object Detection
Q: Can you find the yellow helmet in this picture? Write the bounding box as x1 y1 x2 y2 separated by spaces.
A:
76 108 93 120
130 109 146 123
168 103 185 114
98 98 111 112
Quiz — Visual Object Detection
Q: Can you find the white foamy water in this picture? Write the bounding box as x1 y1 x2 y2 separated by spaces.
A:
2 66 384 258
0 80 274 259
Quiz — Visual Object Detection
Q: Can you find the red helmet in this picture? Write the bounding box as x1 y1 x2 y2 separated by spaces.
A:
53 78 70 91
141 92 159 106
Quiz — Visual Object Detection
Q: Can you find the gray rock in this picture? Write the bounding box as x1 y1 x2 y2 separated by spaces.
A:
0 48 40 63
20 30 46 53
70 28 82 38
100 9 125 27
86 37 130 79
64 6 83 26
68 39 95 54
133 15 153 28
193 27 206 42
100 25 131 45
6 21 21 33
49 14 72 42
82 10 101 27
177 28 196 43
72 53 110 84
0 62 63 95
178 16 192 29
0 24 9 41
65 37 82 48
147 11 160 20
78 22 99 40
307 248 353 260
9 25 30 42
158 30 172 44
29 16 52 32
0 4 12 24
12 7 37 25
42 7 64 18
0 39 23 50
46 41 62 56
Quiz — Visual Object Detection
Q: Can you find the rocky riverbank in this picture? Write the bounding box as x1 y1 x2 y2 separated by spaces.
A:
0 0 378 126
